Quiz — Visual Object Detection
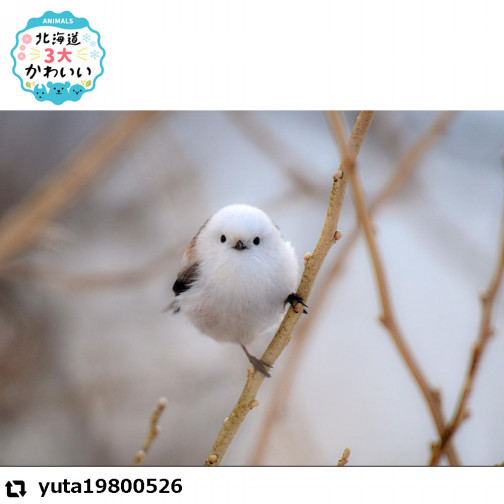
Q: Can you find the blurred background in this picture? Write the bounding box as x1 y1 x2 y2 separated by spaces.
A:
0 111 503 466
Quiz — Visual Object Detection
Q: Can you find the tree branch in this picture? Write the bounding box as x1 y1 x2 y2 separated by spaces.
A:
429 160 504 465
249 112 457 466
203 111 375 466
330 112 460 466
0 112 159 272
134 397 168 466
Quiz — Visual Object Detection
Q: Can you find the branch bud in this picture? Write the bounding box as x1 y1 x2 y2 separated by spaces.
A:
207 454 218 465
134 450 146 465
333 170 344 181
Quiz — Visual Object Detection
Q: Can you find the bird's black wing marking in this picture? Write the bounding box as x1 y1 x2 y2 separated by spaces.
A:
173 262 199 296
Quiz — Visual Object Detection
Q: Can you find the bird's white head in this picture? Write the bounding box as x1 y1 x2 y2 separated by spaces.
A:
195 204 285 272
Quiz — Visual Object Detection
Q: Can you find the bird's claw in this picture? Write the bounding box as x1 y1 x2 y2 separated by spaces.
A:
247 355 273 378
286 292 308 314
241 344 272 378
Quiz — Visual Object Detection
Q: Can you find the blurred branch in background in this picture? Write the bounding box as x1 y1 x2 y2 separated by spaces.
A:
1 245 177 290
429 159 504 465
227 112 325 198
134 397 168 466
0 115 202 291
0 112 159 273
370 112 457 208
250 112 457 465
204 112 375 466
330 111 460 466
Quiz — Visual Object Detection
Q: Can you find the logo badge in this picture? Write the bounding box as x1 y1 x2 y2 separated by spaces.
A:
11 11 105 105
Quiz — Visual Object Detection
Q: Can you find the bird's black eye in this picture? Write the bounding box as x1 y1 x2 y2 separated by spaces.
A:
253 237 260 245
220 235 226 243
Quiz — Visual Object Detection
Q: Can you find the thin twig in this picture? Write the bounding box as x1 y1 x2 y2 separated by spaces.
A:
134 397 168 466
429 160 504 465
330 112 460 466
337 446 351 466
250 112 457 466
0 112 158 272
203 111 375 466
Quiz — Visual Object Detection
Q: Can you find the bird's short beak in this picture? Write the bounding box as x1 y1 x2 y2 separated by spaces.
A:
233 240 247 250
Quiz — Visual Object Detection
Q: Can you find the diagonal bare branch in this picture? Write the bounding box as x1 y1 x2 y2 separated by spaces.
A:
330 112 460 466
203 111 375 466
249 112 457 466
0 112 159 272
429 157 504 465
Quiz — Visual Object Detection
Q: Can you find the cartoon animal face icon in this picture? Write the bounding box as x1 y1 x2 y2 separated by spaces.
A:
47 81 70 95
33 84 47 101
68 84 86 101
46 81 70 105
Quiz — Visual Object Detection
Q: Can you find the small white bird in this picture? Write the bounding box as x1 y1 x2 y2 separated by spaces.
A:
171 204 306 377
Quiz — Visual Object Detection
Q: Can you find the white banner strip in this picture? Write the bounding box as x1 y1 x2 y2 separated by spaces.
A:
1 467 503 503
2 0 504 109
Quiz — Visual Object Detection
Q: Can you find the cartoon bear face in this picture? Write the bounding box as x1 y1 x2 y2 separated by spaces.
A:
68 84 85 101
46 81 70 105
33 84 47 101
47 81 70 95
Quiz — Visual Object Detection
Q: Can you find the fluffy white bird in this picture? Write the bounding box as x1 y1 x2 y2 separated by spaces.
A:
171 204 306 377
